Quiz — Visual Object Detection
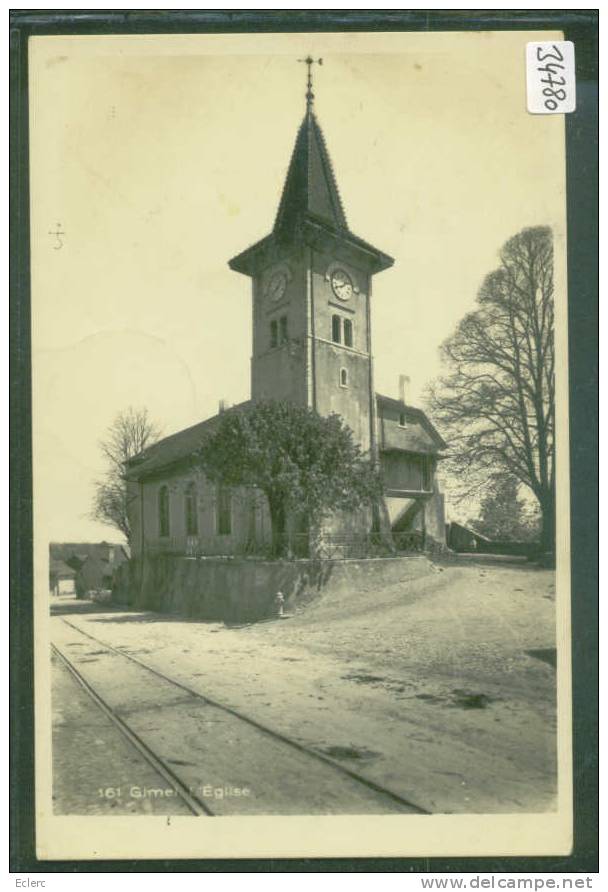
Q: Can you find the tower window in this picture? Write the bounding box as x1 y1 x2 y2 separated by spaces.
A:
332 314 342 344
185 482 198 536
279 315 288 344
344 318 353 347
270 319 278 348
217 486 232 535
158 485 170 537
339 368 349 388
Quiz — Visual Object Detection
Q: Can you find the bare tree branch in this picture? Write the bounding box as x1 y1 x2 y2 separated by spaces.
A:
427 226 555 550
91 407 162 543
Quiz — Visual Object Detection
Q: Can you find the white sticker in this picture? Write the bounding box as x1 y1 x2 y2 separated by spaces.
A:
526 41 576 114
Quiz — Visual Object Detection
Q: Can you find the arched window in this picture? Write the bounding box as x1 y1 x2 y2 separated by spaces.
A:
185 482 198 536
332 314 342 344
339 367 349 388
158 485 170 537
217 486 232 535
343 318 353 347
270 319 278 348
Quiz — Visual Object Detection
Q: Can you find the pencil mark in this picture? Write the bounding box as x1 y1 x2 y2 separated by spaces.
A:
48 223 65 250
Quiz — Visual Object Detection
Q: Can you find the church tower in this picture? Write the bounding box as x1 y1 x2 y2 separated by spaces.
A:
229 59 393 453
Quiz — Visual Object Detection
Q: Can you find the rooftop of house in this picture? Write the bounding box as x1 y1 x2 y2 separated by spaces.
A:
49 558 76 578
447 520 493 542
376 393 447 453
49 542 129 567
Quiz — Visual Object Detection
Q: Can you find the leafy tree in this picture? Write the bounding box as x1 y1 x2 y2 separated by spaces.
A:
91 407 161 543
429 226 555 551
197 401 383 556
471 475 540 542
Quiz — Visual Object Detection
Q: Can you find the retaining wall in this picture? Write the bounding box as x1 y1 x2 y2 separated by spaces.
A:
113 553 434 623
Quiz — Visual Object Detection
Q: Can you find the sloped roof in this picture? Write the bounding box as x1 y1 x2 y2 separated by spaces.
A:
447 521 493 542
125 401 252 481
50 543 128 564
49 559 76 578
376 393 447 453
126 394 445 481
274 109 347 235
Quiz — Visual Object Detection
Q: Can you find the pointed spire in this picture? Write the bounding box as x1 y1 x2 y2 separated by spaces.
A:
228 59 394 277
273 57 346 237
274 108 348 237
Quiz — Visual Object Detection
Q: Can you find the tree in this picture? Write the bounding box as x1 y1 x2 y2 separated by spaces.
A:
471 474 540 542
429 226 555 551
197 401 383 556
91 407 161 543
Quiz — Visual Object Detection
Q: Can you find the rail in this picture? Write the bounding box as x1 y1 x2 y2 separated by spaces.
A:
55 616 428 816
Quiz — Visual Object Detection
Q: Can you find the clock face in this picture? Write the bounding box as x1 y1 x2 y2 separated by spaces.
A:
331 268 353 301
265 271 288 303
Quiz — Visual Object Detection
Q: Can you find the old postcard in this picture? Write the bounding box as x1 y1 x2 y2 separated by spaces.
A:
30 30 572 860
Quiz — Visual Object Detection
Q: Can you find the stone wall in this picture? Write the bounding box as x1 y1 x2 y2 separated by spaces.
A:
113 553 434 623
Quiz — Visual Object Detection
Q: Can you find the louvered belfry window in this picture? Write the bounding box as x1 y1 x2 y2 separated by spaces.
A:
344 318 353 347
279 315 288 344
332 314 341 344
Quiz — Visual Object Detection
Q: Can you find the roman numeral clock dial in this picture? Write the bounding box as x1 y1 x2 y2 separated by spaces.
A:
264 270 288 303
330 268 354 301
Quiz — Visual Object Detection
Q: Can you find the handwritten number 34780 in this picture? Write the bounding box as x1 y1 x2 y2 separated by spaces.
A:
536 44 567 111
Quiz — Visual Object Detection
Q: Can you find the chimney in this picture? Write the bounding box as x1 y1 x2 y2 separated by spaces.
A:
218 399 227 414
398 375 410 405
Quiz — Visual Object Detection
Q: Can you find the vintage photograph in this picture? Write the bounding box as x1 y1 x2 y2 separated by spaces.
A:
30 30 571 860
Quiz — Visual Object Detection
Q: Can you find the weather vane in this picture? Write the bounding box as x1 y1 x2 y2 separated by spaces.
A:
298 56 323 109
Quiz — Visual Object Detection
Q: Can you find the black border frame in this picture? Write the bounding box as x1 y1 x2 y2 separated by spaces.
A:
10 8 598 874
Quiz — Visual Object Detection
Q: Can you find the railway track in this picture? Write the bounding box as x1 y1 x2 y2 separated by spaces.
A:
52 641 212 815
53 616 429 817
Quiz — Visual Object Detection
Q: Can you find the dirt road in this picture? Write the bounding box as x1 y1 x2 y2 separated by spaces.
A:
50 558 557 815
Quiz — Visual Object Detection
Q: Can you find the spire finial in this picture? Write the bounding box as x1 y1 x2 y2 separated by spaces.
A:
298 56 323 110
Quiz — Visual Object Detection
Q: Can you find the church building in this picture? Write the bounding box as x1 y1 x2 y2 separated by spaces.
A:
126 62 446 558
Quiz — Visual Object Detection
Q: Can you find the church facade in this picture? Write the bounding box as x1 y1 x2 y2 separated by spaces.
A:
126 73 446 559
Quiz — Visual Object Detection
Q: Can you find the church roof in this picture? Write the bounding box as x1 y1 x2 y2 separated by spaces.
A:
126 395 444 481
274 109 347 236
125 401 252 481
229 108 394 275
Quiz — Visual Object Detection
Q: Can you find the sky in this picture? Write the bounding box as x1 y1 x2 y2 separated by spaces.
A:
29 31 566 542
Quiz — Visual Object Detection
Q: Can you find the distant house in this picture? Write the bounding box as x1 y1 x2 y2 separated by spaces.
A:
446 522 538 557
49 542 128 597
49 559 76 596
446 522 493 553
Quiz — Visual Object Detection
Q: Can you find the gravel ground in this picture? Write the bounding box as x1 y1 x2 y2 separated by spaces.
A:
51 558 557 815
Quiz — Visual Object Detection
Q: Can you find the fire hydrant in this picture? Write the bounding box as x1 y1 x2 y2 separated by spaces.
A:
275 591 285 617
